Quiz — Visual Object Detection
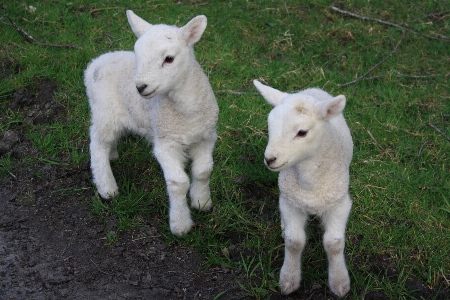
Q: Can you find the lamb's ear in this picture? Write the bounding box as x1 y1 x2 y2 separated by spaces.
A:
126 10 152 38
179 15 207 46
314 95 346 120
253 80 288 106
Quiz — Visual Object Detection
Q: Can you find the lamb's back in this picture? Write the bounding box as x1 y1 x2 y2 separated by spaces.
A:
85 51 155 137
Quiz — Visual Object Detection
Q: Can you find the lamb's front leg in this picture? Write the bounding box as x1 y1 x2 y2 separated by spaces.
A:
154 140 193 236
322 196 352 297
279 195 308 295
90 130 119 199
188 136 216 211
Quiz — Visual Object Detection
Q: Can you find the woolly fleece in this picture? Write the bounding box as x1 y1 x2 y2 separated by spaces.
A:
254 80 353 297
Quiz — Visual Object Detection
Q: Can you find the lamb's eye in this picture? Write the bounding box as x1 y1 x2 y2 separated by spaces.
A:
164 56 174 63
297 130 308 137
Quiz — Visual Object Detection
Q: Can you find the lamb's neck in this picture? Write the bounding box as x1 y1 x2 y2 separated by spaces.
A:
168 60 208 108
292 132 338 189
291 159 326 190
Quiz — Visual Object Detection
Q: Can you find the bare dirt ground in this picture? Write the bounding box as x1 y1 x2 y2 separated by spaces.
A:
1 62 449 299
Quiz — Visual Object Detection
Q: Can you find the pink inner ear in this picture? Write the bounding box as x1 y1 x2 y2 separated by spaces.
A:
187 27 201 44
328 102 340 115
182 17 206 46
315 98 344 120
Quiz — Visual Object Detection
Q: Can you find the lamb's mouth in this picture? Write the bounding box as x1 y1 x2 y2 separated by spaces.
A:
267 162 288 172
141 88 157 98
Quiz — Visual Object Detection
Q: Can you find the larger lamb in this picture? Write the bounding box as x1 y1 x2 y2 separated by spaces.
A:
253 80 353 297
84 11 219 236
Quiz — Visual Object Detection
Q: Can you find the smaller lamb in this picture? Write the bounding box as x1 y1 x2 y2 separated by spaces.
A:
84 11 219 236
253 80 353 297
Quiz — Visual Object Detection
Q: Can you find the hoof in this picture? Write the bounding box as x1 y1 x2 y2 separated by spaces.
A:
170 218 194 236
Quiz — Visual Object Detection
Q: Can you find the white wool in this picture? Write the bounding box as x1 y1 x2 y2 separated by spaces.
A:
254 80 353 297
84 11 218 236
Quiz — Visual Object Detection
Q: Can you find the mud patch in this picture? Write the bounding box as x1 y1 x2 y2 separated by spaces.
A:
0 58 20 80
9 78 65 125
0 161 248 300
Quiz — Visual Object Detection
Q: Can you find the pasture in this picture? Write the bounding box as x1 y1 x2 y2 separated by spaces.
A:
0 1 449 299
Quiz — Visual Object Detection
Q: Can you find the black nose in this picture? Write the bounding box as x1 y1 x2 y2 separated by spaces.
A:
265 157 276 166
136 84 147 94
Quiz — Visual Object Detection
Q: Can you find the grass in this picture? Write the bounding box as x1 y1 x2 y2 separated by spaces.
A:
1 0 449 298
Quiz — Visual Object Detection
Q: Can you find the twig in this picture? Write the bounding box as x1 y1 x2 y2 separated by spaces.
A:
89 6 124 15
90 259 110 275
417 140 431 157
430 123 450 142
366 184 388 190
215 90 258 95
366 129 390 157
330 6 450 42
355 122 394 159
337 35 403 87
305 290 317 300
402 10 450 25
347 73 447 84
284 2 292 22
443 273 450 286
365 73 447 81
0 5 80 49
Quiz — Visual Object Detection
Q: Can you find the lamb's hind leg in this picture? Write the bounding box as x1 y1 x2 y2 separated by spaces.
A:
188 136 216 211
154 140 193 236
279 195 308 295
90 127 120 199
322 196 352 297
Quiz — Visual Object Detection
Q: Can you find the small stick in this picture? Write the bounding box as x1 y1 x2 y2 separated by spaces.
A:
330 6 450 42
215 90 258 95
366 129 387 154
442 273 450 286
338 36 403 87
355 122 393 159
89 6 124 14
417 140 431 157
430 123 450 142
365 74 446 81
90 259 110 275
366 184 388 190
402 10 450 24
0 5 80 49
284 2 292 22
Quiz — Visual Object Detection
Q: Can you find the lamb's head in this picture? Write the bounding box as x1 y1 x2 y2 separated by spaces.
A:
126 11 207 98
253 80 346 171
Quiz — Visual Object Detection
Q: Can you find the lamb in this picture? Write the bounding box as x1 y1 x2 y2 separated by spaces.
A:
253 80 353 297
84 11 219 236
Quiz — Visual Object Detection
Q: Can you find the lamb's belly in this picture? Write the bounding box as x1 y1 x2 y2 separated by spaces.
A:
155 112 215 145
164 126 211 146
124 99 153 137
281 188 341 215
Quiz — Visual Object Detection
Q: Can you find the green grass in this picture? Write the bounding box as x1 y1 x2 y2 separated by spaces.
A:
1 0 449 298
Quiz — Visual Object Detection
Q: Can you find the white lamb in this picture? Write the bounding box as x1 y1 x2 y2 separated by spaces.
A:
253 80 353 297
84 11 219 236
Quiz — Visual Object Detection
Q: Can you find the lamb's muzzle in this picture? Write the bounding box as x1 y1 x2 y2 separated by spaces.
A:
264 156 276 167
136 84 147 94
